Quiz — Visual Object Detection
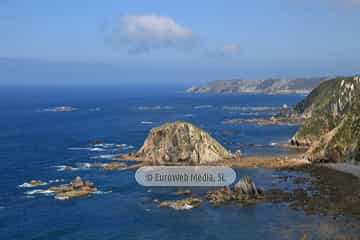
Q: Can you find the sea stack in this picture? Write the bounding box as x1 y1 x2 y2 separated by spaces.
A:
133 121 235 164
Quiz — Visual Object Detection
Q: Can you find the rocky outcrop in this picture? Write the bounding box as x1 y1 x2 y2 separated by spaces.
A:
48 176 97 200
159 197 202 210
125 121 236 164
289 76 360 162
186 77 327 94
206 176 264 206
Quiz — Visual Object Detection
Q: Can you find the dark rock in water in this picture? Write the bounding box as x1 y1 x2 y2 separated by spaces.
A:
132 121 236 164
174 189 192 195
206 176 264 206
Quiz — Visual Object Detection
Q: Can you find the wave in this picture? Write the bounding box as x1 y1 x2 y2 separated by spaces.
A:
18 182 46 188
25 189 55 196
193 105 213 109
122 145 134 150
141 121 154 125
93 143 115 148
170 204 194 211
137 106 173 111
92 190 112 195
18 179 64 188
68 147 106 152
90 154 115 160
55 165 80 172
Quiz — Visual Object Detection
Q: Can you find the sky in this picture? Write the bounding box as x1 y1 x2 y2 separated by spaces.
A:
0 0 360 86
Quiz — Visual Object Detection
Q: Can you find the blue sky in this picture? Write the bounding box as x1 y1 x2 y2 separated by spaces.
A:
0 0 360 85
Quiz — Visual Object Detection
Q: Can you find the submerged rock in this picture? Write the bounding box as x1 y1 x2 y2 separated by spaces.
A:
174 189 192 195
124 121 235 164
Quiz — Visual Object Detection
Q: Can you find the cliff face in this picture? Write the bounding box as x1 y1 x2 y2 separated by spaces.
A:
136 121 234 164
186 77 327 94
290 76 360 163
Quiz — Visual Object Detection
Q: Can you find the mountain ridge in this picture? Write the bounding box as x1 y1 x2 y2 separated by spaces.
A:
186 77 329 94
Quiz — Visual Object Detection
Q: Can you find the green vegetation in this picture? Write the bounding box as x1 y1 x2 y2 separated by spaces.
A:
292 75 360 162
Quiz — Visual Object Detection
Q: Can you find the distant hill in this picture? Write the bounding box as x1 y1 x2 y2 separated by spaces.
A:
186 77 329 94
290 75 360 163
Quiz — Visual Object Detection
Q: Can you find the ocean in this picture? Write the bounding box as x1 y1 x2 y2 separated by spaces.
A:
0 86 356 239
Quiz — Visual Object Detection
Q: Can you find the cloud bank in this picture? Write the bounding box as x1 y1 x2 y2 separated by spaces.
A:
110 15 196 54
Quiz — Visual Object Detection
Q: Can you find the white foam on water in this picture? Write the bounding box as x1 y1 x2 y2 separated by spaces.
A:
79 163 92 168
18 182 46 188
122 145 134 150
55 165 79 172
171 204 194 211
89 147 105 152
141 121 154 125
90 154 115 160
48 179 64 183
92 190 112 195
54 195 69 200
25 189 55 196
93 143 115 148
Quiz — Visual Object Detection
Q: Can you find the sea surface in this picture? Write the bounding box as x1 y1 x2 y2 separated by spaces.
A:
0 86 357 239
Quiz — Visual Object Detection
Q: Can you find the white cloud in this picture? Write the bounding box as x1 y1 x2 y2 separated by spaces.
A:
110 15 196 54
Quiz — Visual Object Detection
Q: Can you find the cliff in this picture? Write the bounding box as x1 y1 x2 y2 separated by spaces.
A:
186 77 327 94
132 121 235 164
290 76 360 163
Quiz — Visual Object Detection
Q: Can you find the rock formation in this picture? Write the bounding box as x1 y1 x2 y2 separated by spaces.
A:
159 197 202 210
289 75 360 162
126 121 236 164
48 176 97 200
206 176 264 205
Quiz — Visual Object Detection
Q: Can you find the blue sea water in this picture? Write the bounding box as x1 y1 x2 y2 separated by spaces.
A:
0 86 357 239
